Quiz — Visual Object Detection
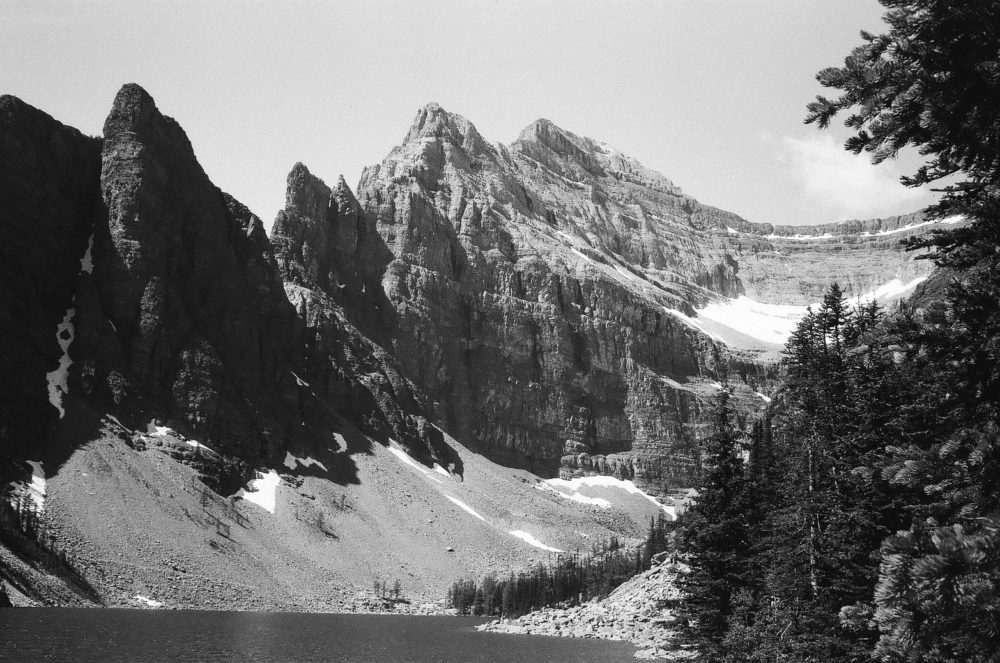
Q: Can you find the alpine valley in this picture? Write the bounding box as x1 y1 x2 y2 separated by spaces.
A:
0 85 949 618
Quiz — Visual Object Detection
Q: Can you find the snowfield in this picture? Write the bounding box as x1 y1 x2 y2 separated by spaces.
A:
541 475 679 520
509 530 563 553
692 275 930 347
236 470 280 513
696 297 809 346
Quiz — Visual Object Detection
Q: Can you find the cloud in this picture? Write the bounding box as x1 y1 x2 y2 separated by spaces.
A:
779 134 928 220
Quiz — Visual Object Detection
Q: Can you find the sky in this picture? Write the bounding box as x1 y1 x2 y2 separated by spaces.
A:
1 0 939 228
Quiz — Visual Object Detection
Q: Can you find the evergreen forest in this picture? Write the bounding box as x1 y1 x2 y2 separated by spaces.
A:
674 1 1000 660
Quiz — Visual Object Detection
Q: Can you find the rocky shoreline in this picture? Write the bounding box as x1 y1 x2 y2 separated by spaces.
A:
478 560 695 660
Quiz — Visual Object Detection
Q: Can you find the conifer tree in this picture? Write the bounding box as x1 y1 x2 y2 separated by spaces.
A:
808 2 1000 659
677 388 750 658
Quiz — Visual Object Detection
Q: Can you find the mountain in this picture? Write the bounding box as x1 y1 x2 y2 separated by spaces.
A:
344 102 945 487
0 86 951 607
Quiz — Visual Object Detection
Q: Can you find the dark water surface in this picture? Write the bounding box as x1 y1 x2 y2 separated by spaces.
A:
0 609 639 662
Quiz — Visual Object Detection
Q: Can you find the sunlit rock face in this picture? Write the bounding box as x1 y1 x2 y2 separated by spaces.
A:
341 103 940 491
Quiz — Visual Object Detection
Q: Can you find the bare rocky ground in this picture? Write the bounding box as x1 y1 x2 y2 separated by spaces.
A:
480 559 696 661
2 415 671 615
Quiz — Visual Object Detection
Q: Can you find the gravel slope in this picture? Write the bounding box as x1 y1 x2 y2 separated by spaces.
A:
5 415 679 612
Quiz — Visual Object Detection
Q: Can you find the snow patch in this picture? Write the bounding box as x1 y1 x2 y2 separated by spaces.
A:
613 263 641 282
134 595 163 608
80 234 94 274
766 232 836 241
105 414 130 433
537 482 612 508
387 444 444 484
852 276 927 303
236 469 280 513
509 530 563 553
445 495 487 522
290 371 310 387
662 306 726 343
283 452 328 472
185 440 214 453
859 215 964 237
696 297 809 346
543 475 676 518
21 461 46 512
147 423 176 437
433 464 450 477
756 392 772 403
46 307 76 418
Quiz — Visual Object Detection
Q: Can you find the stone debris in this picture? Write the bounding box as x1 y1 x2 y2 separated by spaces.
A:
479 560 696 660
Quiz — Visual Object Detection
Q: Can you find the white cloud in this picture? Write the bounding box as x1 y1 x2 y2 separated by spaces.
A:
780 134 928 220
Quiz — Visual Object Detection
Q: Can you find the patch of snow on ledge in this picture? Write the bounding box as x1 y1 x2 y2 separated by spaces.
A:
756 392 772 403
387 443 444 484
290 371 310 387
433 464 450 477
445 495 487 522
766 232 836 241
543 475 676 518
147 423 176 437
236 470 280 513
851 276 927 303
185 440 214 453
21 461 47 512
860 215 964 237
134 595 164 608
509 530 563 553
46 307 76 418
537 481 612 508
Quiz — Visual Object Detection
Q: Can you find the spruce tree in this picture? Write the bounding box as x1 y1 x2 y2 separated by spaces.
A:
677 388 750 659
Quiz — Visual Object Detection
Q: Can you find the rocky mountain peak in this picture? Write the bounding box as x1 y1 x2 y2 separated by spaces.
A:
284 162 333 224
403 102 488 156
102 84 196 159
514 118 680 195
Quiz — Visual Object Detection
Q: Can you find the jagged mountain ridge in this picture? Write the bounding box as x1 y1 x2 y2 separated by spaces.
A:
0 85 454 491
0 86 941 499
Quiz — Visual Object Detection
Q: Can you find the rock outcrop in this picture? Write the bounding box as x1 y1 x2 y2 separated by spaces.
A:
270 162 457 469
67 84 308 462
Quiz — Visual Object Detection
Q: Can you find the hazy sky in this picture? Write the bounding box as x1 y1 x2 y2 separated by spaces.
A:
2 0 937 228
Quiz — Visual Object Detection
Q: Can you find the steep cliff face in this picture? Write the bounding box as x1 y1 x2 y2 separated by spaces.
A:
270 163 458 470
0 95 102 454
349 105 771 489
64 84 309 461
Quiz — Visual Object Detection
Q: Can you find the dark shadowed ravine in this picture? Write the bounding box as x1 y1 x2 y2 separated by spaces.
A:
0 610 640 662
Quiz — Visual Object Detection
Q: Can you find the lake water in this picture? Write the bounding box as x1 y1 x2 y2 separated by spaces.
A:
0 610 640 662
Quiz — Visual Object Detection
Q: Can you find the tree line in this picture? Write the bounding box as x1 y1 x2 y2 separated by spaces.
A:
448 526 672 618
674 2 1000 660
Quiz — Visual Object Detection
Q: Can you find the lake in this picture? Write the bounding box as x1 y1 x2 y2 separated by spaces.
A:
0 610 641 662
